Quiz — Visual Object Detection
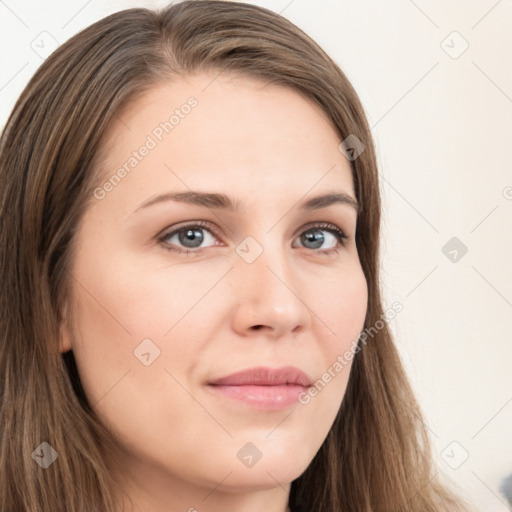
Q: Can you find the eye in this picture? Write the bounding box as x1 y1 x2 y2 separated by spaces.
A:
158 221 349 256
292 222 348 255
158 221 221 255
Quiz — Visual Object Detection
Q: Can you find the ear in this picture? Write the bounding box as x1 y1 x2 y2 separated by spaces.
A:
59 301 73 353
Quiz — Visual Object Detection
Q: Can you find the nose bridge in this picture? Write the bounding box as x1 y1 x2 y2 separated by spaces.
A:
230 232 310 336
236 232 291 295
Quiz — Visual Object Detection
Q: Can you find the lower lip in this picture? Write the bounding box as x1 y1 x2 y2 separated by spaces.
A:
207 384 307 410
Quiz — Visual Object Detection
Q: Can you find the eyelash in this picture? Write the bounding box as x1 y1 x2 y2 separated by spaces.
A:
158 220 349 256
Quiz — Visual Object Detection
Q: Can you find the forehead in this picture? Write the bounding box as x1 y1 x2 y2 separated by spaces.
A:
92 72 355 214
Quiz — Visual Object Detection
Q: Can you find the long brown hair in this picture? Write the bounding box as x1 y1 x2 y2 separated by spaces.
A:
0 1 471 510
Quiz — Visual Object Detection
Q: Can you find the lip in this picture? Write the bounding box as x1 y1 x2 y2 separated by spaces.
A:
206 366 312 410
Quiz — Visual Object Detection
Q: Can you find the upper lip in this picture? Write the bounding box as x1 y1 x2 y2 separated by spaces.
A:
208 366 312 387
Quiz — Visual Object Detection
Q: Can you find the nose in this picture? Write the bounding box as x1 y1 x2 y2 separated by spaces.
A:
230 241 312 339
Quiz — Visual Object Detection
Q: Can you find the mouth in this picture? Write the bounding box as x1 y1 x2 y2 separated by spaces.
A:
206 366 312 410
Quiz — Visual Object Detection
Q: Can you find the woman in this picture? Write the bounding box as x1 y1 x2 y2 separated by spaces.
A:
0 1 472 511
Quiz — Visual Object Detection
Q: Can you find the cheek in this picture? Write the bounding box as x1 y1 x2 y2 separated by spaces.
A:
319 264 368 350
297 264 367 413
66 251 227 405
315 267 366 396
97 252 231 336
66 271 208 447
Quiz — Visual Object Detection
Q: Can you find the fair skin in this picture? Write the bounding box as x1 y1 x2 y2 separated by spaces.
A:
60 71 368 512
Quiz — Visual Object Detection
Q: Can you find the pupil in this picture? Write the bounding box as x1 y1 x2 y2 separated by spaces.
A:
180 228 204 248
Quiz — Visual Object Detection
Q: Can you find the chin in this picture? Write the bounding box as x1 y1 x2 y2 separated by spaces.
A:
214 452 313 492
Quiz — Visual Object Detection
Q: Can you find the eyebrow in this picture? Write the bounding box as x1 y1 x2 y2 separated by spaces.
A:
131 190 359 216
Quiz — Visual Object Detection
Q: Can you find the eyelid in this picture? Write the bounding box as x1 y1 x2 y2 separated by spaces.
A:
157 220 222 241
294 221 346 238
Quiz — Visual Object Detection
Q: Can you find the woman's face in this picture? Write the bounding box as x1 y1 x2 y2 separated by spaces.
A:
61 71 368 508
